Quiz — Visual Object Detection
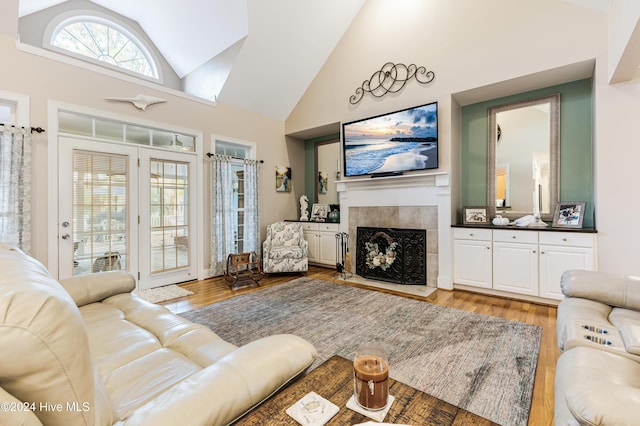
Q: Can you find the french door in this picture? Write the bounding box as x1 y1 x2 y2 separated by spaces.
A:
138 149 197 289
58 137 196 289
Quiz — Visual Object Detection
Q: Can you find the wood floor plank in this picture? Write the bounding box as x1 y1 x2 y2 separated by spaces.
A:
159 265 557 425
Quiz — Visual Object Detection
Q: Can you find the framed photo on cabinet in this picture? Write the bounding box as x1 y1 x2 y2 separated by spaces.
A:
463 206 489 225
552 202 586 228
311 204 329 220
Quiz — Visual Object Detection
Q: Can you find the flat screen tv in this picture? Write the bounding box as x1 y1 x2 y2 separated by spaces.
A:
342 101 438 177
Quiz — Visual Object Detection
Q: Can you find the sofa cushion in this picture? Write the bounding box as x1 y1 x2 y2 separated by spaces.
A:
120 334 317 426
80 293 239 419
102 293 238 366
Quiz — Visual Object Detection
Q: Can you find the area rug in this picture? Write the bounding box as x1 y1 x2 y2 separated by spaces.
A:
134 284 194 303
180 278 541 426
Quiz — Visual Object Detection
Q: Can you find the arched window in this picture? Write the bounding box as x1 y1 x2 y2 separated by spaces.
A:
50 16 159 80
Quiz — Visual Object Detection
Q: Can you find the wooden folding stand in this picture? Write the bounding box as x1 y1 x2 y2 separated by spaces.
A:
224 251 263 288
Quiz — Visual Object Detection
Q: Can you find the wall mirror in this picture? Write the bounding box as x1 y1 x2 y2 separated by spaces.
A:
487 94 560 221
315 140 340 204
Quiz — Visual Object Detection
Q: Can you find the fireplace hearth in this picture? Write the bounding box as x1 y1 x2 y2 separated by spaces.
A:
356 227 426 285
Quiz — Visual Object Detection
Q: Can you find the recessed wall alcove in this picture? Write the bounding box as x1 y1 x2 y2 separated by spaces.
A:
459 78 595 227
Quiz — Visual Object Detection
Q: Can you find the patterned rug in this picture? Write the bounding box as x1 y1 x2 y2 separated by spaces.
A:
134 284 193 303
180 278 541 425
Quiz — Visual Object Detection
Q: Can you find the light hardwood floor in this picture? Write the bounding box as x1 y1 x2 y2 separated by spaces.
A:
160 265 559 426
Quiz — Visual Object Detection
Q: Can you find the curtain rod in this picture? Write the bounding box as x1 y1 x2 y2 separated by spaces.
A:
0 123 46 134
206 152 263 163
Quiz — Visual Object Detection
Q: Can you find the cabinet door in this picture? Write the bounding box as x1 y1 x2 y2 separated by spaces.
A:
318 232 337 266
453 239 492 289
303 230 319 263
539 245 594 300
493 242 538 296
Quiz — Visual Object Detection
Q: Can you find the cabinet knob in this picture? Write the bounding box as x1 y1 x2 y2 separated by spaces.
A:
470 233 474 237
486 246 491 250
532 250 537 254
541 251 545 254
562 238 568 242
512 236 517 239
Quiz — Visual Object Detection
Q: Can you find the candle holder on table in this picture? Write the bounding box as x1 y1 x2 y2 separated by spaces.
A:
353 342 389 411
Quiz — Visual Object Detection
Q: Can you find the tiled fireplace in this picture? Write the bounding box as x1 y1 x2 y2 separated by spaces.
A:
336 173 452 289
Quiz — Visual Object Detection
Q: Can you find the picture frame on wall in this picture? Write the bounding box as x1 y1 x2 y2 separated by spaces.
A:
311 203 329 220
463 206 489 225
552 201 586 228
275 166 291 192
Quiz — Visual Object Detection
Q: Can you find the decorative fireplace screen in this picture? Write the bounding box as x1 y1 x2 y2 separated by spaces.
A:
356 227 426 285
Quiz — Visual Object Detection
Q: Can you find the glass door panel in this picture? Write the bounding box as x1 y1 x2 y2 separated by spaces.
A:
72 151 128 274
139 148 196 289
58 137 138 279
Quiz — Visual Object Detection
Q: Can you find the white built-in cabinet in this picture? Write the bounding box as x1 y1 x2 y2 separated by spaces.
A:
301 222 339 267
538 232 595 299
453 227 596 301
452 228 492 289
493 230 539 296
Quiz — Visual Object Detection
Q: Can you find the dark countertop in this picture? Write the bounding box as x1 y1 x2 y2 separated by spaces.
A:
452 223 597 233
285 219 341 224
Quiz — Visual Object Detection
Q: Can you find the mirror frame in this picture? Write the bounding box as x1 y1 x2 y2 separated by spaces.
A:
487 93 560 221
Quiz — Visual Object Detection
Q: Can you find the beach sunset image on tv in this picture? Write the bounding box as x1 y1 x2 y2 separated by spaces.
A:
342 102 438 177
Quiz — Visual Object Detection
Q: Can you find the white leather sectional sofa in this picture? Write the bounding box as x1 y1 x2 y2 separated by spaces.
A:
555 269 640 425
0 244 317 425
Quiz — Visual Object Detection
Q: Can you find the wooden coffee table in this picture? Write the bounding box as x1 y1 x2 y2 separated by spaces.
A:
236 355 497 425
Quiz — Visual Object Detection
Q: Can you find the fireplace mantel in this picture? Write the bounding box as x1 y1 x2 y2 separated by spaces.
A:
336 171 449 193
337 172 452 290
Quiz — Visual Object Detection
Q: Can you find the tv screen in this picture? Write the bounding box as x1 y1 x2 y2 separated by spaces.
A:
342 102 438 177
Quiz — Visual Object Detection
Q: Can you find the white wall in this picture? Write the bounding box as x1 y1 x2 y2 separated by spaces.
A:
597 1 640 275
594 55 640 275
608 0 640 82
288 0 640 275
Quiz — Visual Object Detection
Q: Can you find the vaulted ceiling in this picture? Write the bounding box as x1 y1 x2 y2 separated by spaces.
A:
18 0 366 121
18 0 611 121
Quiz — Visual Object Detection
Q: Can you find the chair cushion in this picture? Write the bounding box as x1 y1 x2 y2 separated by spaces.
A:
269 222 301 247
269 246 305 260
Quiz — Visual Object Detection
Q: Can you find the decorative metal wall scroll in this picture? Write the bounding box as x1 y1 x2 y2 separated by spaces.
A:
349 62 435 105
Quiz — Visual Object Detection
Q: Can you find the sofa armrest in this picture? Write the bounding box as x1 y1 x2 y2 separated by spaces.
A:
301 239 308 256
561 270 640 310
556 346 640 425
59 270 136 307
120 334 317 426
566 383 640 425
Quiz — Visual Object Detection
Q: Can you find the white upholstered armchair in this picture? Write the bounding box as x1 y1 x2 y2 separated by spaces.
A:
263 221 308 274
